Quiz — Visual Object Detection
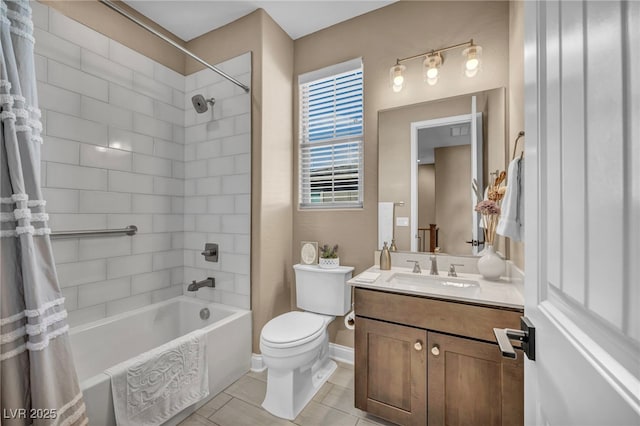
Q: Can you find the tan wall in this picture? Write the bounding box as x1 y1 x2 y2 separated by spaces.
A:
42 0 186 73
254 14 295 352
435 145 472 254
508 0 525 269
418 165 435 230
293 1 509 347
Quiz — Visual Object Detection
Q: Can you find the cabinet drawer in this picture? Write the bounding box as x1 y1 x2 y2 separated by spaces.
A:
355 288 522 342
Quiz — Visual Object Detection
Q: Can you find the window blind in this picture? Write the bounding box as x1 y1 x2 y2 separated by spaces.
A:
299 59 363 209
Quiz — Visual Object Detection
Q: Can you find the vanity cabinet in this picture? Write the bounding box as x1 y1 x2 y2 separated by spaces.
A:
355 317 427 425
354 288 524 426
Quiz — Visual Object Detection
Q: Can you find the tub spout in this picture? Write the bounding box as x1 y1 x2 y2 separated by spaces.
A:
187 277 215 291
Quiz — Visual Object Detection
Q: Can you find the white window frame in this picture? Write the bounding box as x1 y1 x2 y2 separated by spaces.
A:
298 58 364 209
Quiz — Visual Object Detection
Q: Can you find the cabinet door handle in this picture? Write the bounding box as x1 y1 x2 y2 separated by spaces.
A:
414 340 423 351
431 344 440 356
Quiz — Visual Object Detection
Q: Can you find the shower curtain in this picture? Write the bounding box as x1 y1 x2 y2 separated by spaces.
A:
0 1 87 425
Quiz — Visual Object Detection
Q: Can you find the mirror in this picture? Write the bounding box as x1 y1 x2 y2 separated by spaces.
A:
378 88 506 256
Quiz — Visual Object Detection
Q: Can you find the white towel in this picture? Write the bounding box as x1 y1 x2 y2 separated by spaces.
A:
378 202 394 249
497 157 524 241
105 330 209 426
353 271 381 284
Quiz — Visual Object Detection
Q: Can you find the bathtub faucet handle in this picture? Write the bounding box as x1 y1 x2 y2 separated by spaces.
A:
201 243 219 262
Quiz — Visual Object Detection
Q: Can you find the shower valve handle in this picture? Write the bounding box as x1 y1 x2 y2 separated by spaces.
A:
201 243 219 262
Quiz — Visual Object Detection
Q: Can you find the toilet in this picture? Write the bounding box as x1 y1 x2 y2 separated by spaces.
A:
260 263 353 420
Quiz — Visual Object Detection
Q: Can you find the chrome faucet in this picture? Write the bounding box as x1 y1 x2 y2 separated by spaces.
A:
448 264 464 277
187 277 215 291
407 260 421 273
430 255 439 275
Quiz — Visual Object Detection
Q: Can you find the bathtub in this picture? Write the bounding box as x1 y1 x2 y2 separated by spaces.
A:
69 296 252 425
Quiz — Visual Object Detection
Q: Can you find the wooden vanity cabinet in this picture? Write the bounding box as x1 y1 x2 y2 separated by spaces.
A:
354 288 524 426
355 317 427 425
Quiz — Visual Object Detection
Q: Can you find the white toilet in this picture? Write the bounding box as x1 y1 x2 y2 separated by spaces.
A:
260 263 353 420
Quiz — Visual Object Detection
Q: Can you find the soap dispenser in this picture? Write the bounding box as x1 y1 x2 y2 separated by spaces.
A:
380 242 391 270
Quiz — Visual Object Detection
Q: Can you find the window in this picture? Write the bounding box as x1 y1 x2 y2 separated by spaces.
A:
299 58 363 209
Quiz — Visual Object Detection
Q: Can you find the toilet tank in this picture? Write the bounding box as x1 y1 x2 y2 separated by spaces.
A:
293 264 354 316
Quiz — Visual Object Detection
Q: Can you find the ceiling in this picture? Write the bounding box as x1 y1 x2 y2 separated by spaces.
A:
123 1 396 41
418 124 471 164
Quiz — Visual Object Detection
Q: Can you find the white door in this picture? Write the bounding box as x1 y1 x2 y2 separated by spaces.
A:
524 0 639 424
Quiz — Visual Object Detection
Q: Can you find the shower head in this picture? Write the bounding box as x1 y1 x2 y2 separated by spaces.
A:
191 94 215 114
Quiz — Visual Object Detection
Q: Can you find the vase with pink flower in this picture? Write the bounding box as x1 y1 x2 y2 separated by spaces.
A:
475 199 505 280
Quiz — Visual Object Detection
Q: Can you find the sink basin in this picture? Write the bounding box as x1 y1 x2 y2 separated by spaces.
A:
386 273 480 295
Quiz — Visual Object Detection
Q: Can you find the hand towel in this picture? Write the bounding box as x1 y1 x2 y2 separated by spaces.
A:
353 271 381 284
105 329 209 426
497 157 524 241
378 202 394 249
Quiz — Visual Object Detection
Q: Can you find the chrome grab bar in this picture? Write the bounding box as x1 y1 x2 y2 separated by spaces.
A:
51 225 137 239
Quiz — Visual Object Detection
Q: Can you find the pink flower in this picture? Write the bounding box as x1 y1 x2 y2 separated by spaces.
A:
475 200 501 215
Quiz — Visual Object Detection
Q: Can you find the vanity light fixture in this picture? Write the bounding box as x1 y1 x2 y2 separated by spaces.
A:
463 44 482 77
423 53 442 86
390 39 481 92
389 64 406 92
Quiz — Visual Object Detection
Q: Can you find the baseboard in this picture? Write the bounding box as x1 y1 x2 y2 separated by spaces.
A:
329 343 354 365
250 343 354 372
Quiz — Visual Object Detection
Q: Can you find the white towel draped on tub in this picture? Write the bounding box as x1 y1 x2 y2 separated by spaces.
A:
497 157 524 241
105 329 209 426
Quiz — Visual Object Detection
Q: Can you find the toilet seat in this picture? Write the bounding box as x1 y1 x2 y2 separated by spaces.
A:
261 312 325 349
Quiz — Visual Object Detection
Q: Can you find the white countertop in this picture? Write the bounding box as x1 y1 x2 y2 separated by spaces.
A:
348 266 524 310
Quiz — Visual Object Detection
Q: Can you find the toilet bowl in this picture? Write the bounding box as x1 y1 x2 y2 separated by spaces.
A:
260 311 336 420
260 264 353 420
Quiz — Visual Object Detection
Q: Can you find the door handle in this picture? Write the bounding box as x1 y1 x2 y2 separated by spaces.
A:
492 316 536 361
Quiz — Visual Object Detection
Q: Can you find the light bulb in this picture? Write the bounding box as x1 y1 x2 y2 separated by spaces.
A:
389 64 406 92
462 45 482 78
423 54 442 86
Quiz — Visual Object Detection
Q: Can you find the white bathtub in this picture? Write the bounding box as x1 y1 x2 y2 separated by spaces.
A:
69 296 252 425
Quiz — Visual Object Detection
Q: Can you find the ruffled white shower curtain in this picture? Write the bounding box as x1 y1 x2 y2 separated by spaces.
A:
0 1 87 425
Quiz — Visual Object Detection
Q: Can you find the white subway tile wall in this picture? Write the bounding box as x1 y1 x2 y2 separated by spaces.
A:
183 53 251 310
34 2 252 326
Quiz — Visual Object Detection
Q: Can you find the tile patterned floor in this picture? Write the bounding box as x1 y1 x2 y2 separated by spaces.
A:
179 363 396 426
